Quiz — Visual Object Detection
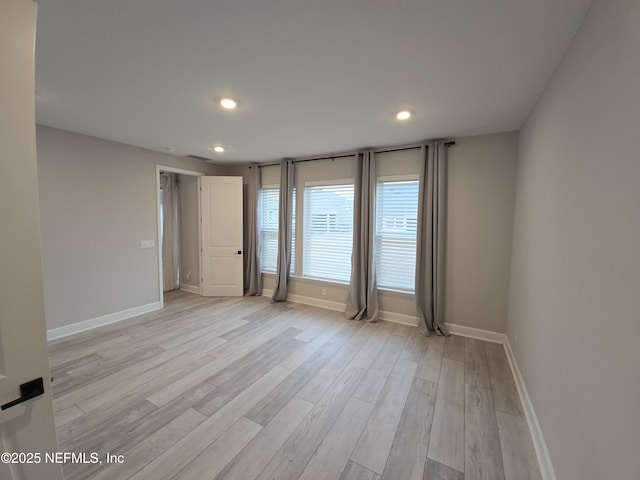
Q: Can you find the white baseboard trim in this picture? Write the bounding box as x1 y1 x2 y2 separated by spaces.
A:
263 289 419 325
47 302 162 341
262 289 505 343
503 337 556 480
378 310 417 326
445 323 506 344
262 289 346 312
263 290 415 325
180 283 201 295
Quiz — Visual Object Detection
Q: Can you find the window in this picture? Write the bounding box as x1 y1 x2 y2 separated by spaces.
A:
259 187 279 272
303 182 354 282
258 186 295 274
376 177 419 292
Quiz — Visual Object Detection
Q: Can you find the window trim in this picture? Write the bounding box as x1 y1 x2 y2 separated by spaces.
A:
258 184 296 275
303 178 355 188
260 174 420 293
375 173 420 294
258 184 280 273
301 178 355 283
376 173 419 183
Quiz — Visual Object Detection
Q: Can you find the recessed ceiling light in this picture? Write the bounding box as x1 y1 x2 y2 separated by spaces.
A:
213 146 225 153
396 110 411 120
220 98 237 109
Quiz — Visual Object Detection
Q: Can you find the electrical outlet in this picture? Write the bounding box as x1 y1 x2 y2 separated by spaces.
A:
322 288 327 296
186 271 191 280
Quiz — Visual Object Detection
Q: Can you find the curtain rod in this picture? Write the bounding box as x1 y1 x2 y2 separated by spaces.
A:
255 153 356 168
375 141 456 155
252 141 456 168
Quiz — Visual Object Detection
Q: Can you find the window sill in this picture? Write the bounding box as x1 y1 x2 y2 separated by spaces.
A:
295 275 350 286
261 272 413 297
260 272 349 287
378 287 414 298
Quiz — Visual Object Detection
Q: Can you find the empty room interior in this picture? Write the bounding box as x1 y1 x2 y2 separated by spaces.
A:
1 0 638 479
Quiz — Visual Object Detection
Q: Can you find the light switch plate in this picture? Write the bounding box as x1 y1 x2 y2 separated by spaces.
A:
140 240 155 248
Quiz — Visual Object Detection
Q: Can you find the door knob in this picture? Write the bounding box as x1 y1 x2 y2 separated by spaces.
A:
1 377 45 410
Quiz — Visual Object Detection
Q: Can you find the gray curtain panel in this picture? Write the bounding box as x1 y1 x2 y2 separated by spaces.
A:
345 151 379 321
160 172 180 292
271 159 295 302
245 163 262 296
415 142 449 336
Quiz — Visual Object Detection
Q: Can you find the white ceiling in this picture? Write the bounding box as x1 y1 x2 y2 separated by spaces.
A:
35 0 590 164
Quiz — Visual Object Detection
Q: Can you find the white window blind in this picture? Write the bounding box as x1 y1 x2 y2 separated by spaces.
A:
303 182 354 282
376 177 419 292
258 187 295 274
259 187 279 272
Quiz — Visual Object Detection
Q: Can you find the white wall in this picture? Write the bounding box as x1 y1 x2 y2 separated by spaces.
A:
237 131 517 332
507 1 640 479
178 174 200 291
37 126 222 330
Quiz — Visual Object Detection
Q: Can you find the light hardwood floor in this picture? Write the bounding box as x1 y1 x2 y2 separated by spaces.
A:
49 291 541 480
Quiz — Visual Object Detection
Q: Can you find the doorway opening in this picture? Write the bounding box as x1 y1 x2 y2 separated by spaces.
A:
156 166 203 308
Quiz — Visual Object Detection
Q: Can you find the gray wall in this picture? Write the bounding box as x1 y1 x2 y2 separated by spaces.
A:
178 174 200 290
37 126 222 330
507 1 640 479
37 128 517 335
236 131 517 332
446 132 517 332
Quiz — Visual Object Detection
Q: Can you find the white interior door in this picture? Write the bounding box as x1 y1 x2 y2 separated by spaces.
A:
0 1 63 479
200 176 244 296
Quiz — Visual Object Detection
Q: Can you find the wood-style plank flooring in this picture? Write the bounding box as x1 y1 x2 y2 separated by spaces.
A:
49 291 541 480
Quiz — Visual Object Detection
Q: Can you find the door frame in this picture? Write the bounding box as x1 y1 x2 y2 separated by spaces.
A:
155 165 204 308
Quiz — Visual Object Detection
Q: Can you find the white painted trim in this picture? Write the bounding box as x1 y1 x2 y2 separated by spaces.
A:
180 283 201 295
503 337 556 480
262 289 346 312
156 166 163 308
445 323 506 344
261 289 506 344
156 165 204 309
377 173 420 182
304 178 354 187
47 302 161 341
197 176 202 293
290 294 345 312
378 310 417 326
290 275 349 287
157 165 206 177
